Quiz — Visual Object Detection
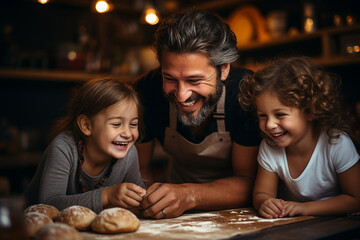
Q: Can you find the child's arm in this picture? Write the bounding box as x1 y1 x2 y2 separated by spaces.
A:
102 183 146 209
38 135 144 213
283 161 360 217
253 165 285 218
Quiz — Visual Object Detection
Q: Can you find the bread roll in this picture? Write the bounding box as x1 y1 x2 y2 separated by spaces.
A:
34 223 83 240
91 207 140 233
24 204 59 220
55 205 97 231
24 212 53 237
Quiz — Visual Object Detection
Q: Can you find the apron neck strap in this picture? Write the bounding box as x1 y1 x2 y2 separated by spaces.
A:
169 103 177 129
214 84 226 132
169 84 226 132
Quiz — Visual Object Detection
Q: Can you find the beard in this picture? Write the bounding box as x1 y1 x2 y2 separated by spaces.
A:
165 75 223 127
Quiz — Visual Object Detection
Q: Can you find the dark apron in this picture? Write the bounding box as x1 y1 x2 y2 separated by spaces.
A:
163 85 233 183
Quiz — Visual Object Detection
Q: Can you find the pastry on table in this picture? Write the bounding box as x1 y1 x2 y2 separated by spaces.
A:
91 207 140 233
24 212 53 237
24 204 59 220
34 223 83 240
55 205 97 231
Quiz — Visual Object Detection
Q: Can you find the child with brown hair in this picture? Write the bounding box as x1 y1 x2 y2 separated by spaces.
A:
26 78 146 213
239 57 360 218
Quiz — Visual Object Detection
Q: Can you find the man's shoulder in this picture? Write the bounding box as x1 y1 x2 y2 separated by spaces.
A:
230 66 253 75
226 67 252 94
134 68 164 100
134 68 162 87
229 67 253 80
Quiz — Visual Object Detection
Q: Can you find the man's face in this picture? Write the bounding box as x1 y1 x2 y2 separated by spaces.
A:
161 51 225 127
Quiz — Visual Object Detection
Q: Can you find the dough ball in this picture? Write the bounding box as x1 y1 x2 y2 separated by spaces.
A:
24 204 59 220
24 212 53 237
55 205 97 231
91 207 140 233
34 223 83 240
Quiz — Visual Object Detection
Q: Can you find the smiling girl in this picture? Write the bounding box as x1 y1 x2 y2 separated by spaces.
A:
26 78 146 213
239 57 360 218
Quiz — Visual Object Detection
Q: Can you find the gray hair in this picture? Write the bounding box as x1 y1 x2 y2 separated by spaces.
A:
153 9 239 66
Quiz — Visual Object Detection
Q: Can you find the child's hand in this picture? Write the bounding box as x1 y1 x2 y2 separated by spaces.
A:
104 183 146 209
258 198 285 219
282 201 307 217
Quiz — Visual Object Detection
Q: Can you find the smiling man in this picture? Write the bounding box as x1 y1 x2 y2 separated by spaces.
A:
134 9 261 219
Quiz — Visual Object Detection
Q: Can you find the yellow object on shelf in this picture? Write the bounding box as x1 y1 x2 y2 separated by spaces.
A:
227 5 270 47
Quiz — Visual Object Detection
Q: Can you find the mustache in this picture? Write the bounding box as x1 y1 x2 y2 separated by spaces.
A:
166 91 203 103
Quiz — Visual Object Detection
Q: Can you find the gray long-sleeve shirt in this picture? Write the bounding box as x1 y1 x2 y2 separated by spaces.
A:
25 131 145 213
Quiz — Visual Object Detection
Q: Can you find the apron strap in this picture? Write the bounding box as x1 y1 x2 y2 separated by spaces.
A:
169 84 226 132
169 103 177 129
214 85 226 133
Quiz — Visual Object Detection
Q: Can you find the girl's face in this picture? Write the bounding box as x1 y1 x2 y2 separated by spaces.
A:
86 99 139 162
255 92 313 149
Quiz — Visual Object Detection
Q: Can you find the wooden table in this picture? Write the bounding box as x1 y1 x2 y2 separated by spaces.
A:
229 214 360 240
80 208 360 240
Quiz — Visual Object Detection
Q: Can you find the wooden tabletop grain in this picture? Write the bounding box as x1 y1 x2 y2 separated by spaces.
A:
81 208 317 240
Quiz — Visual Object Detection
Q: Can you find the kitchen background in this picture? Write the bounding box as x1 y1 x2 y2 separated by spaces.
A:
0 0 359 194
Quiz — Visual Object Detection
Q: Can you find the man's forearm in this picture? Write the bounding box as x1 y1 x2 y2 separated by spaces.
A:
183 176 254 211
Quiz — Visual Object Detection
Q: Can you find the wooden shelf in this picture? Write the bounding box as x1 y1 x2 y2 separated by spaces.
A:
241 56 360 72
312 56 360 67
0 68 137 83
236 24 360 71
0 152 42 168
0 68 104 82
238 24 360 52
237 31 322 52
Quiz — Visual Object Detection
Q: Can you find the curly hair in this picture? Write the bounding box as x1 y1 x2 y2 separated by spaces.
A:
153 8 238 67
238 56 355 144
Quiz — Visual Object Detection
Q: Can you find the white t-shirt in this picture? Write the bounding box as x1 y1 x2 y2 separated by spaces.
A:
258 131 359 202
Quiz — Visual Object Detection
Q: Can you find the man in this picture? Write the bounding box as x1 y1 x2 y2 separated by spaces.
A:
134 9 261 219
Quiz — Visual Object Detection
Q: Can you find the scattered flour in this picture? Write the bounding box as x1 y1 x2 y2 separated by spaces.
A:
80 208 312 240
139 220 220 235
228 221 255 224
248 215 292 222
175 212 219 220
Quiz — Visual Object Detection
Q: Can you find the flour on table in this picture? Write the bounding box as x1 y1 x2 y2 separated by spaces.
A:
80 208 313 240
139 220 220 234
230 209 251 214
247 215 293 222
175 212 219 220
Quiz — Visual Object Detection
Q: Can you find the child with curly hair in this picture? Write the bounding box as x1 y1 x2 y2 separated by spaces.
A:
239 57 360 218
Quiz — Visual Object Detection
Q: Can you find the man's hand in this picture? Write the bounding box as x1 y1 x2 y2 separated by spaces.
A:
140 182 195 219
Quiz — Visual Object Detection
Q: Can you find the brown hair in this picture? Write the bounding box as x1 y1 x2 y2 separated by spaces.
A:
239 56 357 144
53 78 143 142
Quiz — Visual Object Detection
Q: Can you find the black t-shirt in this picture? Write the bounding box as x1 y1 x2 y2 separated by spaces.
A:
134 67 261 146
